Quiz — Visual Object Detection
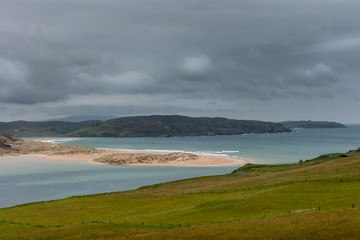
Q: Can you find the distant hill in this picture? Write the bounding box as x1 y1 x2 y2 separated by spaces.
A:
2 117 346 137
0 120 101 137
65 115 290 137
280 120 346 129
46 115 116 122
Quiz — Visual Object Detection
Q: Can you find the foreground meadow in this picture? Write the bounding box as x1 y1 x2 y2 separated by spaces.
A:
1 151 360 239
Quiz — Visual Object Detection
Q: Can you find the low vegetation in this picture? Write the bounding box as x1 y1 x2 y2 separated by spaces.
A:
94 152 198 165
0 133 100 156
1 147 360 239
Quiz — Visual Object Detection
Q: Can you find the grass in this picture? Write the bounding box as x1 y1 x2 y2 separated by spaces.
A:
231 151 360 176
1 152 360 239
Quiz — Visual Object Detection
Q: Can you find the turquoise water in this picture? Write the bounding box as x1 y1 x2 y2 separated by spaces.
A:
49 125 360 164
0 156 235 208
2 125 360 208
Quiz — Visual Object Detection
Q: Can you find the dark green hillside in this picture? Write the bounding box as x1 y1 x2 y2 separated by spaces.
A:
1 116 346 137
66 115 290 137
280 120 346 129
0 120 101 137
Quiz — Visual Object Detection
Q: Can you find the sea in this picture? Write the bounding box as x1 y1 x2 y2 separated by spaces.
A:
1 125 360 208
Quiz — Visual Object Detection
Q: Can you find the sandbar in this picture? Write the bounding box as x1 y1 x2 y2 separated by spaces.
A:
1 137 246 167
28 149 245 166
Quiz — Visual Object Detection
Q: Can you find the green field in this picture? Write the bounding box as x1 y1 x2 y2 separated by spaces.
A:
1 151 360 239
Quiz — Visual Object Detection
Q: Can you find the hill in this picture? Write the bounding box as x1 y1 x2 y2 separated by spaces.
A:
0 117 347 138
0 120 101 137
66 115 290 137
1 148 360 239
280 120 346 129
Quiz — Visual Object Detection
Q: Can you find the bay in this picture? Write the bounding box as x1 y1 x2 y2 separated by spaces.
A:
2 125 360 208
48 124 360 164
0 157 235 208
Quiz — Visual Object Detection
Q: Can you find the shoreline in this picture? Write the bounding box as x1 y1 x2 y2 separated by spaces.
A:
27 149 246 167
6 138 247 167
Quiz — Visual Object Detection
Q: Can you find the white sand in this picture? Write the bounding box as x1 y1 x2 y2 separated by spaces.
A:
28 138 246 166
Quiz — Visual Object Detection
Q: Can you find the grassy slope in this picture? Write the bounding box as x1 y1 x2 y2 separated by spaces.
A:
1 153 360 239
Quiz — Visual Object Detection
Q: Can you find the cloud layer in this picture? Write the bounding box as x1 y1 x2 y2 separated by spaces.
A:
0 0 359 122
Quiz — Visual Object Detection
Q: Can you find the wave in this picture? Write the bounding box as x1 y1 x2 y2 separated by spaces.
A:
143 149 185 153
41 138 80 143
144 149 228 156
111 148 232 157
83 146 238 158
43 138 241 158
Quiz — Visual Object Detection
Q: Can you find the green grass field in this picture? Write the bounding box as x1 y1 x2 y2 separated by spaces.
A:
1 151 360 239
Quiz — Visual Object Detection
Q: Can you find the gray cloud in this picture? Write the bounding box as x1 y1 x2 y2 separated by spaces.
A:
70 71 158 95
0 0 359 122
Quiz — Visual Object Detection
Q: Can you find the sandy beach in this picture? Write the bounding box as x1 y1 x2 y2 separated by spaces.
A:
2 137 246 167
28 148 245 166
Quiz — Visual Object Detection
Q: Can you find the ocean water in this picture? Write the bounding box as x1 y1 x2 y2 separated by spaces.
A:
1 125 360 208
48 124 360 164
0 157 235 208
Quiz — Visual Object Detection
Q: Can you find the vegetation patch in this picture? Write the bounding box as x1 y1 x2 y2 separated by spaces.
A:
0 133 100 156
94 152 198 165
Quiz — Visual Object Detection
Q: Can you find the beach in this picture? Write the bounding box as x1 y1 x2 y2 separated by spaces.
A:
28 148 245 167
2 137 246 167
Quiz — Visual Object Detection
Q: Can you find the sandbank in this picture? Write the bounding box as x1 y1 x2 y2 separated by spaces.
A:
27 149 245 166
27 138 246 166
0 135 246 167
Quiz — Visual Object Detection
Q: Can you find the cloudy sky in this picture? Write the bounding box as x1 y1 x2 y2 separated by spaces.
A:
0 0 359 123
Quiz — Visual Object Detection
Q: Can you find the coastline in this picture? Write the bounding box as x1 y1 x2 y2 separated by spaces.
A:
27 149 246 167
10 138 246 167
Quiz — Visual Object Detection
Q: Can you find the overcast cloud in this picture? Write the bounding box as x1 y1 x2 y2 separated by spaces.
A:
0 0 359 123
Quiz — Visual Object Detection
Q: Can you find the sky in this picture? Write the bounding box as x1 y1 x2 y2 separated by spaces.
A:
0 0 359 123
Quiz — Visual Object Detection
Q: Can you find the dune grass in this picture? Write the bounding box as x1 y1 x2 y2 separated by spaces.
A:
1 152 360 239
